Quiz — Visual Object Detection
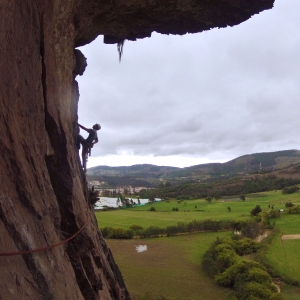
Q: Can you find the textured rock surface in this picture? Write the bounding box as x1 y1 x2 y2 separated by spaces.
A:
74 0 275 46
0 0 273 299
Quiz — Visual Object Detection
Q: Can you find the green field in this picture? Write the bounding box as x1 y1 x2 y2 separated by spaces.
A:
263 213 300 283
106 232 232 300
96 191 300 299
95 191 300 230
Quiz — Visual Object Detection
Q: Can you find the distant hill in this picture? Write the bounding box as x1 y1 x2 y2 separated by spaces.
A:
142 163 300 200
86 149 300 188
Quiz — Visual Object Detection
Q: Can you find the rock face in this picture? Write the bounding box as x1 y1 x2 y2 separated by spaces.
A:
0 0 274 299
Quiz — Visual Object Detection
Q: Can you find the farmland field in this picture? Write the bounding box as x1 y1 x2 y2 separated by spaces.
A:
96 190 300 299
95 191 300 230
264 214 300 283
106 232 231 300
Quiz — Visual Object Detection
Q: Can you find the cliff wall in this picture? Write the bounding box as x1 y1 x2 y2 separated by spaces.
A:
0 0 274 299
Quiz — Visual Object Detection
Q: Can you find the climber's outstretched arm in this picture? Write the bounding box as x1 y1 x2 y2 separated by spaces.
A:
77 123 89 132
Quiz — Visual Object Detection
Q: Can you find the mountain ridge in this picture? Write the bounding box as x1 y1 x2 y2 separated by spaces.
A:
87 149 300 187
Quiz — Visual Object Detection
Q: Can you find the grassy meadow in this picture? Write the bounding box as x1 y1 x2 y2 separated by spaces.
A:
263 213 300 284
95 190 300 300
106 232 232 300
95 191 300 230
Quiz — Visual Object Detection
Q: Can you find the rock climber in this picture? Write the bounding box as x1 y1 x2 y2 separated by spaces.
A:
77 122 101 172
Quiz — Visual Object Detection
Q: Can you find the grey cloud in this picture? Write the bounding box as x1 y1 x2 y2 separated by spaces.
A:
77 0 300 166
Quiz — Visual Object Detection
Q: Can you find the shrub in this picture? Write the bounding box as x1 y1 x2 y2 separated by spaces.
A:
100 226 113 238
205 196 212 203
165 225 180 236
215 260 265 287
109 228 133 239
129 224 144 231
282 186 298 194
140 226 164 238
240 220 262 239
250 205 262 217
101 227 133 239
204 237 281 300
233 238 260 256
235 281 274 300
149 207 156 211
286 206 300 214
266 209 280 218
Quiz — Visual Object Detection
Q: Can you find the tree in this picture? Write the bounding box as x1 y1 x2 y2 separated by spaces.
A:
214 193 222 200
227 206 231 212
205 196 212 203
250 205 262 217
149 196 155 203
282 186 298 194
240 194 246 201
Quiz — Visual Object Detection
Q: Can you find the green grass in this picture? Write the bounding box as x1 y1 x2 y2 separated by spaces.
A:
281 285 300 300
274 214 300 235
106 232 232 300
95 190 300 230
96 190 300 299
263 214 300 284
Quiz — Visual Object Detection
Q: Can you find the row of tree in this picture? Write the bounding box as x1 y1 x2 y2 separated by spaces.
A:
138 175 300 201
101 219 262 239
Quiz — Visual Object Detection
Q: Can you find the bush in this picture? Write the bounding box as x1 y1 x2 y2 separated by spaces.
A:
110 228 133 239
233 238 260 256
240 220 262 239
149 207 156 211
266 209 280 218
251 205 262 217
101 226 113 238
204 237 281 300
286 206 300 214
129 224 144 231
101 227 133 239
236 281 274 300
140 226 164 238
205 196 212 203
282 186 299 194
165 225 180 236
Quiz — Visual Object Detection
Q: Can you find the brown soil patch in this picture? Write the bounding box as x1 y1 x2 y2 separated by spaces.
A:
255 230 271 242
281 234 300 240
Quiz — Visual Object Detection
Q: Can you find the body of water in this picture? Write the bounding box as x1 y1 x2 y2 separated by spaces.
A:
94 197 161 209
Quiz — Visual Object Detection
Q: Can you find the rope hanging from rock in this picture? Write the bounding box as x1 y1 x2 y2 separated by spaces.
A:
0 222 87 257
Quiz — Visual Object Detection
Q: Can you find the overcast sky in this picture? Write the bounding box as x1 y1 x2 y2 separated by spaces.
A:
77 0 300 168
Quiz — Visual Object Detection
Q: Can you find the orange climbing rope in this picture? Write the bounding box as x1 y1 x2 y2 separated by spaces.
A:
0 222 87 257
